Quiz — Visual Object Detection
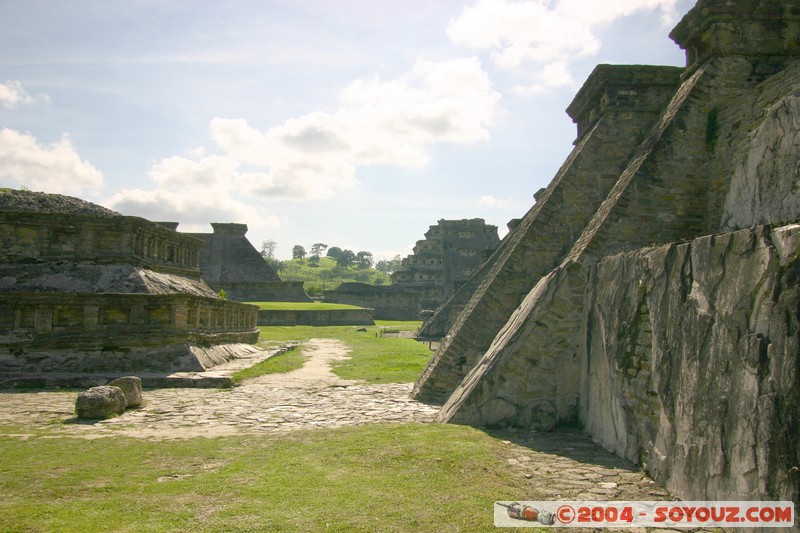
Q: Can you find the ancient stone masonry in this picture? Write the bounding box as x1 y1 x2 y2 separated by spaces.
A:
257 307 375 327
0 190 260 384
416 223 513 340
414 65 684 403
186 223 310 302
392 219 500 311
323 282 420 321
325 218 500 320
582 224 800 502
416 0 800 508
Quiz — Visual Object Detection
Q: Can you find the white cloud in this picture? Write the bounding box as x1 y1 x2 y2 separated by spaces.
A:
105 187 283 232
448 0 600 69
148 154 243 188
148 56 500 203
480 194 515 208
449 0 679 94
558 0 680 26
0 128 103 194
0 80 49 108
512 61 575 96
208 116 357 200
480 194 499 207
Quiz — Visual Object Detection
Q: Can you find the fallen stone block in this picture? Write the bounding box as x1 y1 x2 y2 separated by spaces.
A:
75 386 127 419
108 376 143 408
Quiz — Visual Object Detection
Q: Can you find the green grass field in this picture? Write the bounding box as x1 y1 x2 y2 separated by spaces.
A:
279 256 391 293
0 423 535 532
230 348 308 384
0 322 540 532
255 321 430 383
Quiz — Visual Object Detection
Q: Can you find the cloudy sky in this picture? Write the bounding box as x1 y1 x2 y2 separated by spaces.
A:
0 0 694 260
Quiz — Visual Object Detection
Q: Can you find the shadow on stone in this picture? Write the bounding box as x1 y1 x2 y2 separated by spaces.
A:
482 426 641 472
63 417 105 426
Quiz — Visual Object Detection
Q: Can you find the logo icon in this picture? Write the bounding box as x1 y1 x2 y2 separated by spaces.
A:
557 504 576 524
497 502 557 525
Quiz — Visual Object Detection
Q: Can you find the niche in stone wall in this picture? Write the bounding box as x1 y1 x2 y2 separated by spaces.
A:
53 307 82 328
134 233 144 256
97 231 120 252
16 226 37 247
186 307 197 326
17 307 35 329
50 228 79 253
101 307 130 325
0 305 13 332
147 305 172 325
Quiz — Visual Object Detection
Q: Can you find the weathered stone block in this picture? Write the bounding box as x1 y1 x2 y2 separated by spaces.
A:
107 376 142 408
75 386 127 419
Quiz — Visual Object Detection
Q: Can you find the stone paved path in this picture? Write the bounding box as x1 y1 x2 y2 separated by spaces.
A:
1 339 701 530
0 339 439 440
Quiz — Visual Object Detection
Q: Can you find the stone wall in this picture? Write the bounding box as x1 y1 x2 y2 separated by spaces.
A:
583 223 799 503
1 211 202 273
323 282 420 320
257 308 374 326
719 63 800 231
1 291 259 374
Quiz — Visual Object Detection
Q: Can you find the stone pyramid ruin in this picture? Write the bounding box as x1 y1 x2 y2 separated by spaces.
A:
414 0 800 504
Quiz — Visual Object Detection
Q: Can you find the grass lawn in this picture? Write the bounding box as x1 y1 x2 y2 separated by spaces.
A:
0 321 542 532
256 322 431 383
230 348 308 385
0 423 536 532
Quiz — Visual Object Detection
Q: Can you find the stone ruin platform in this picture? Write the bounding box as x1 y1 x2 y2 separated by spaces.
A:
0 341 300 389
0 189 266 387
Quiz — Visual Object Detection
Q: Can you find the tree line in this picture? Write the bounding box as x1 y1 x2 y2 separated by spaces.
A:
261 240 402 274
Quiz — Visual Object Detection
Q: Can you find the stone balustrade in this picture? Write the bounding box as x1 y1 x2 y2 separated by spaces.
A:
1 211 202 273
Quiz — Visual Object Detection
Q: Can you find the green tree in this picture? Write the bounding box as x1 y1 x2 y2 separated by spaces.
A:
261 240 277 259
310 242 328 258
261 239 282 271
376 254 403 274
355 251 374 269
336 249 355 268
326 246 343 261
292 245 306 260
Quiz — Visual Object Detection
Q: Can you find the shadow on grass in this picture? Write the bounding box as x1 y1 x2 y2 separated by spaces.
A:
480 425 641 473
63 417 102 426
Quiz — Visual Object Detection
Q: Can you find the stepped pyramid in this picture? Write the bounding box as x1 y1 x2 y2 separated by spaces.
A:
414 0 800 505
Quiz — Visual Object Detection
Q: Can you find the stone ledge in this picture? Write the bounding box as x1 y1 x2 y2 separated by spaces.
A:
0 342 300 389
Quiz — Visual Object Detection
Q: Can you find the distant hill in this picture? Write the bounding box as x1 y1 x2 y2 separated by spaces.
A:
279 257 391 296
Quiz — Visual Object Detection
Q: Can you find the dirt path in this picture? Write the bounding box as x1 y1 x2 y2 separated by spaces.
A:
251 338 355 389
